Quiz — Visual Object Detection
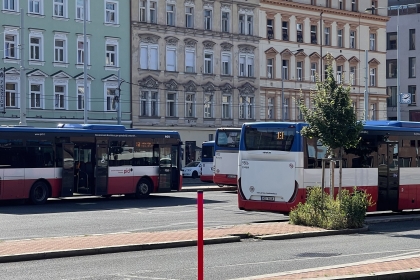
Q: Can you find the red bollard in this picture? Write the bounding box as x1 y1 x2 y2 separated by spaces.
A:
197 190 204 280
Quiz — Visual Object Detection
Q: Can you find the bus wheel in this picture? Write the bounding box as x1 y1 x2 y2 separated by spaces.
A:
192 171 198 179
29 181 49 205
136 178 152 198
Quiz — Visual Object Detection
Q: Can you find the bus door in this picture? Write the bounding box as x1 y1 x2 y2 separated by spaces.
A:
170 145 180 191
61 143 75 197
157 145 172 192
95 143 109 195
377 142 399 211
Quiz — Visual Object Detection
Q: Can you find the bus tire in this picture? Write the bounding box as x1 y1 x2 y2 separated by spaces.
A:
29 181 49 205
192 171 198 179
135 178 152 198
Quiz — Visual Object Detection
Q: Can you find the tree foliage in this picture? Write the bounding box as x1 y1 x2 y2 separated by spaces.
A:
298 53 363 156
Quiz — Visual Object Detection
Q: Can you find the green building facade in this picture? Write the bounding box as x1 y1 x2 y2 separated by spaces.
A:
0 0 131 127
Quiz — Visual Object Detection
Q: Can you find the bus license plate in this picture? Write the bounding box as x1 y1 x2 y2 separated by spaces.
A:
261 196 275 201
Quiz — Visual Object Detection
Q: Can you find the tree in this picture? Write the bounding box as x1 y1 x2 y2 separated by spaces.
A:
298 53 363 194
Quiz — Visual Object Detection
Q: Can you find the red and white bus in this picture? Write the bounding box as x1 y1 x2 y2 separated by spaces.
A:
0 124 182 204
200 141 214 183
213 128 241 187
238 121 420 214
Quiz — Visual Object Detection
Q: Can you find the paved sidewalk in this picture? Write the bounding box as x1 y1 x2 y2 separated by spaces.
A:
0 220 419 279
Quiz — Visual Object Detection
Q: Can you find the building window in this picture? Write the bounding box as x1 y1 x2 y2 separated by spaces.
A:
54 0 65 17
139 0 146 22
54 39 65 62
310 62 317 82
105 1 118 24
5 83 17 107
3 0 17 11
166 92 176 117
387 86 397 107
409 85 417 105
185 6 193 28
324 27 330 46
296 61 303 81
350 30 356 49
239 54 254 77
204 93 213 118
140 91 158 117
29 0 42 14
221 53 231 75
297 23 303 43
166 47 176 71
267 19 274 40
386 59 397 78
369 68 376 87
409 29 415 50
222 94 231 119
76 0 89 20
204 52 213 74
77 39 89 64
77 85 88 110
106 44 117 66
140 44 158 70
282 21 288 41
337 29 343 48
185 93 195 117
350 66 356 85
30 84 42 108
106 87 117 111
311 25 317 44
267 97 274 119
370 104 376 120
221 11 229 32
4 34 18 59
336 65 342 84
282 60 289 80
409 57 416 78
339 0 344 9
247 15 253 35
149 1 157 23
239 96 254 119
387 32 397 50
369 33 376 51
204 9 212 30
267 58 274 79
166 4 175 26
351 0 357 12
29 36 42 61
284 98 289 120
185 48 195 73
326 0 331 8
54 85 66 109
239 14 245 34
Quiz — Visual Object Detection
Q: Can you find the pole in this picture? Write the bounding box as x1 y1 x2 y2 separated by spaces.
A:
117 69 121 125
364 50 368 121
197 190 204 280
320 12 323 82
19 9 27 126
83 0 88 124
281 57 284 121
396 6 401 121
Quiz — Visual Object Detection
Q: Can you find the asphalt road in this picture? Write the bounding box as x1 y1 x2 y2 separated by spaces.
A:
0 181 284 241
0 221 419 280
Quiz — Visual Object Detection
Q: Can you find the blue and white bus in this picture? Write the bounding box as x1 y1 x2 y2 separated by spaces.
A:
213 128 241 187
238 121 420 213
200 141 214 183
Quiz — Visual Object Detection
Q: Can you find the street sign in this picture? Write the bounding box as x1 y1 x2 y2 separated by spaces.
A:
0 68 5 113
400 93 412 104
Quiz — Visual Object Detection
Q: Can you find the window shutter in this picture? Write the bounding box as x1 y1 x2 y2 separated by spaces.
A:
150 47 158 70
185 50 194 71
166 48 176 71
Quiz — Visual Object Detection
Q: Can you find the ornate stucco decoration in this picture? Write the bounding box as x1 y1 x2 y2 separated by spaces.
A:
221 83 233 94
184 80 197 92
185 0 195 6
139 34 160 44
140 76 159 89
238 82 255 96
165 36 179 46
165 79 178 91
184 38 197 48
221 42 233 52
202 82 216 92
203 40 216 50
238 44 255 54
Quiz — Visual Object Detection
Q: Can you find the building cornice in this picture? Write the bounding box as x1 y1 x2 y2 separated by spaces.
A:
260 0 389 23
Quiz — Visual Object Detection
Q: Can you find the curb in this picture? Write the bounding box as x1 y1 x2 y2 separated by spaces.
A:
256 225 369 240
313 269 420 279
366 215 420 224
0 236 240 264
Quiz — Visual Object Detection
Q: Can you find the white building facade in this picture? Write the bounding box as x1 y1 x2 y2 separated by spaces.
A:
259 0 389 121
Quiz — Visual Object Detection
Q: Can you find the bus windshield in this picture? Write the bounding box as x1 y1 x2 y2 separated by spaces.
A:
216 130 240 148
244 126 295 151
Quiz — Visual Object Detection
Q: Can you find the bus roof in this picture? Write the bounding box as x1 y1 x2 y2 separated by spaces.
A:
0 124 181 138
202 141 215 146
